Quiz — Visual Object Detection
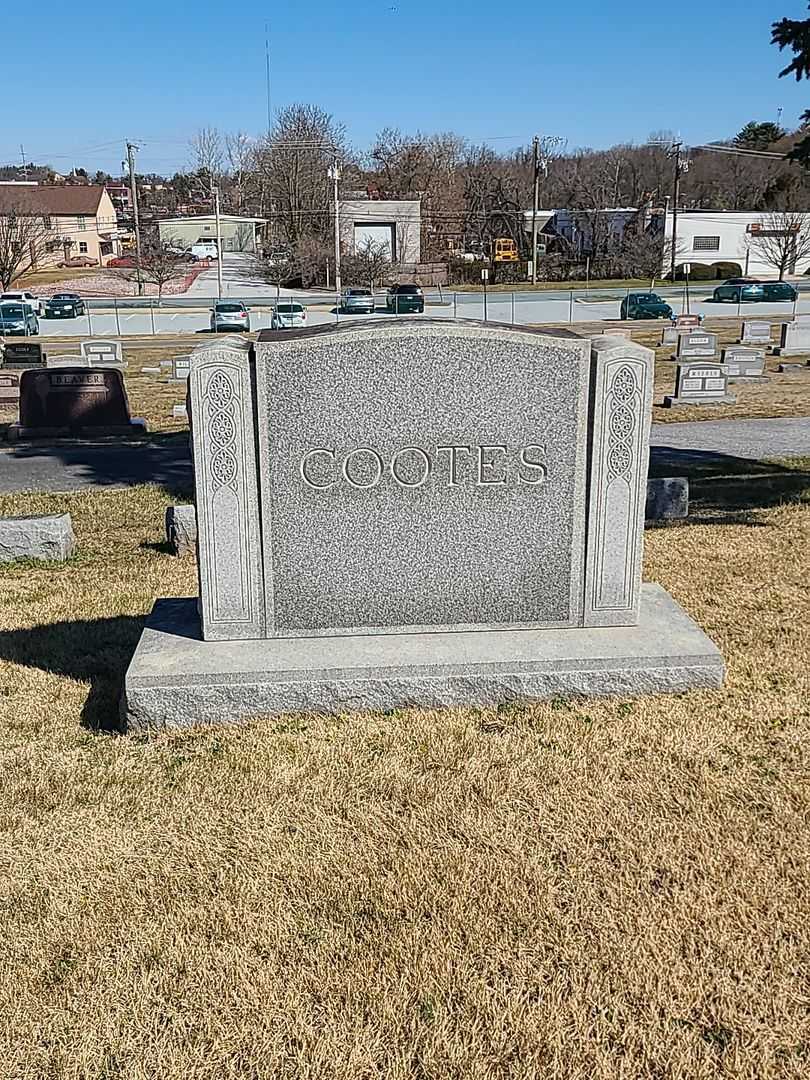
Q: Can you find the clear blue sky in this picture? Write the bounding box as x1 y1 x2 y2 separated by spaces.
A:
3 0 808 176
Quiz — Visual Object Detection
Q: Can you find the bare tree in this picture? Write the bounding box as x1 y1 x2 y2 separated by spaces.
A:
189 127 224 179
225 131 256 212
342 237 391 288
0 198 54 289
113 237 189 298
748 211 810 279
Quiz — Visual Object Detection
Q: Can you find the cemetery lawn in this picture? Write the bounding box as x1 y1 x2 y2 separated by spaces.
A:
0 467 808 1079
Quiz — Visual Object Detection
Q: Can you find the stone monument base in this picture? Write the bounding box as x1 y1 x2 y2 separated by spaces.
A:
6 419 147 442
123 585 724 732
662 395 736 408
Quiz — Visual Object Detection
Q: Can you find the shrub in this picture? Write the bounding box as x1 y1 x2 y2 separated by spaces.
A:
673 262 716 281
711 261 743 279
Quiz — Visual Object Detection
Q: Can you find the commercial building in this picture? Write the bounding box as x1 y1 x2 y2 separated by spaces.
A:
661 210 810 277
0 182 124 267
157 215 265 253
340 198 421 263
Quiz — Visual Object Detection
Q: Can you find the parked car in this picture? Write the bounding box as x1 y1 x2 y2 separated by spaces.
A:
340 288 375 314
1 290 42 315
386 284 424 314
43 293 86 319
620 292 674 320
271 302 306 330
0 302 39 335
713 282 766 303
107 255 137 268
762 281 798 301
191 240 219 260
57 256 96 268
211 301 250 332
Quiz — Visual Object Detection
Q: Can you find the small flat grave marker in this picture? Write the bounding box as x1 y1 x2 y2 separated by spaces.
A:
664 362 736 407
721 346 768 381
46 354 86 368
675 314 701 330
9 367 147 440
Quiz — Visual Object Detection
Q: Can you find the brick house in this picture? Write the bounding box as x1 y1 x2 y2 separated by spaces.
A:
0 183 124 268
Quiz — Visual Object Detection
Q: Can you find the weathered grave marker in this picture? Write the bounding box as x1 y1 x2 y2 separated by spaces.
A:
46 354 86 368
776 320 810 356
0 371 20 405
676 331 718 359
740 320 771 346
172 355 191 380
721 346 768 381
0 514 76 562
675 314 701 330
8 368 147 440
124 325 724 729
664 362 736 407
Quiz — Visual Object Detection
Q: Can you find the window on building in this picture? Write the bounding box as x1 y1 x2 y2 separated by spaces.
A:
693 236 720 251
77 216 87 230
79 242 88 254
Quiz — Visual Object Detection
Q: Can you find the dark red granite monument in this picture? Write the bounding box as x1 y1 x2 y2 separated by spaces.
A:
8 368 146 440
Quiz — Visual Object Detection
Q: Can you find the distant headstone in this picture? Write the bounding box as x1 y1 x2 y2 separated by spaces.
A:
675 314 700 330
0 513 76 563
1 341 44 368
660 326 680 347
172 404 188 419
646 477 689 521
776 320 810 356
676 331 718 359
0 371 20 405
80 339 125 368
165 504 197 556
740 320 771 346
603 328 632 339
46 354 86 368
140 366 161 374
172 355 191 380
8 367 147 440
124 326 725 730
777 362 810 374
721 346 768 381
664 362 736 408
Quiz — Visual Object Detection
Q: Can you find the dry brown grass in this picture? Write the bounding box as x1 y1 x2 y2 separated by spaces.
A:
0 475 808 1079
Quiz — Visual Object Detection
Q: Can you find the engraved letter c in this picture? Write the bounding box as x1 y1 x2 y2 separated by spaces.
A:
301 448 337 490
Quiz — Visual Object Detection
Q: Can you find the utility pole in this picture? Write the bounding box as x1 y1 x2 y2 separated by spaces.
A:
328 160 341 314
126 141 144 296
212 182 224 298
531 135 539 285
669 141 687 282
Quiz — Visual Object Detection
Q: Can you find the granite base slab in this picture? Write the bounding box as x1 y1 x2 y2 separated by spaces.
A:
123 584 725 731
6 419 147 442
662 395 736 408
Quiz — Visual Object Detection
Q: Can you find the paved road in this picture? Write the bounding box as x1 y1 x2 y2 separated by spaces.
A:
28 253 810 339
1 418 808 495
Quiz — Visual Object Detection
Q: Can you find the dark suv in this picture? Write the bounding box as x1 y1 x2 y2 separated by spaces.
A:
620 292 674 320
386 284 424 314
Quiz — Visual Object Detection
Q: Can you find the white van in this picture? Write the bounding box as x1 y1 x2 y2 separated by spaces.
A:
190 240 219 260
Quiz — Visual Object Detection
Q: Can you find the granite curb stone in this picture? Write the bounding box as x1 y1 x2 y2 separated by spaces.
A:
0 513 76 563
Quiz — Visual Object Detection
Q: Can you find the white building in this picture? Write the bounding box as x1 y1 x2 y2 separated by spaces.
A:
340 198 421 263
663 210 810 278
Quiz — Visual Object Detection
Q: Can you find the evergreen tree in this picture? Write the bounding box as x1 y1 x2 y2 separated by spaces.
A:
773 6 810 164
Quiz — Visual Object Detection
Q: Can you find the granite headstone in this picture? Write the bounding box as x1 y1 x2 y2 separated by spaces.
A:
45 354 86 368
664 362 736 407
676 331 718 359
720 346 768 381
172 355 191 381
776 320 810 356
675 314 701 330
80 339 125 368
9 367 147 440
124 323 724 728
1 342 45 369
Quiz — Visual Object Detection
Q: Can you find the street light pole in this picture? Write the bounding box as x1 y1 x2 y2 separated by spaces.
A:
212 182 224 298
328 160 342 315
670 141 684 282
126 140 143 296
